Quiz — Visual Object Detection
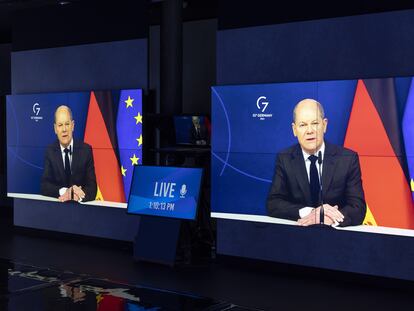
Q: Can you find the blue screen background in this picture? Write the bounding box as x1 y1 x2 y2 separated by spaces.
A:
7 92 89 194
211 80 358 215
128 166 203 220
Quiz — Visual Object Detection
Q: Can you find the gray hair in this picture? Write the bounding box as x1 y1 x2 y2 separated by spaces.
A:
54 105 73 123
293 98 325 123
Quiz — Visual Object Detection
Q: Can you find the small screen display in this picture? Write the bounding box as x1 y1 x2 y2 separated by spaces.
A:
128 166 203 220
174 115 211 146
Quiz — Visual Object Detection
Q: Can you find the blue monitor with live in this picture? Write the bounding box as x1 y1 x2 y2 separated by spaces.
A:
127 166 203 220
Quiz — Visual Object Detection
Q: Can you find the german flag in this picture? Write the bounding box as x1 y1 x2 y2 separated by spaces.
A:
344 79 414 229
96 294 125 311
84 91 126 203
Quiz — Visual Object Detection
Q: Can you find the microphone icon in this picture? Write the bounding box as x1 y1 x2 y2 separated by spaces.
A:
180 184 187 198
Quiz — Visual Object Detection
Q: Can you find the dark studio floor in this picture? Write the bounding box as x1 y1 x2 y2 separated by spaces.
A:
0 211 413 311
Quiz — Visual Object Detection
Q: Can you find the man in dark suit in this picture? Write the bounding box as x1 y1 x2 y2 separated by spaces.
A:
190 116 209 145
267 99 366 227
41 105 97 202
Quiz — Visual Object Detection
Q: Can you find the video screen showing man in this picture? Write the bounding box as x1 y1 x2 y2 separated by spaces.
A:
267 99 366 227
190 116 209 145
41 105 97 202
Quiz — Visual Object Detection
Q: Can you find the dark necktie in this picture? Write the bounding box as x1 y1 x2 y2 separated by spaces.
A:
308 155 320 207
64 147 71 186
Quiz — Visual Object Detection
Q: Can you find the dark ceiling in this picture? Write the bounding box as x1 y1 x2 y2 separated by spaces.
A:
0 0 414 44
0 0 218 43
0 0 81 41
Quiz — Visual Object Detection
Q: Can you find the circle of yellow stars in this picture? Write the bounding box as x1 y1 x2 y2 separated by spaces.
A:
120 94 143 178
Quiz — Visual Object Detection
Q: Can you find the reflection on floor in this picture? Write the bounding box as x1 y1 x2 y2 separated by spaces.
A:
1 260 260 311
1 217 414 310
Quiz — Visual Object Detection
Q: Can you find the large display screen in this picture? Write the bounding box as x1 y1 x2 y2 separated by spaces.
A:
211 77 414 236
127 166 203 220
7 89 143 207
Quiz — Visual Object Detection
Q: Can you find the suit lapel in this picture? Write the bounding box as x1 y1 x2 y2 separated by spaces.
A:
292 145 312 204
71 140 79 178
322 143 337 197
54 141 66 182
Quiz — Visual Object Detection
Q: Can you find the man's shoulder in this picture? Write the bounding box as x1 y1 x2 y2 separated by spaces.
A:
276 143 359 161
276 143 359 159
45 140 59 152
278 144 300 156
326 142 358 157
276 144 300 162
74 140 93 152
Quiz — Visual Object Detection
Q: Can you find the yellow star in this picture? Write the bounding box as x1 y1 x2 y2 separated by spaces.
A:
121 165 127 176
96 294 104 304
130 154 139 166
136 134 143 147
134 112 143 124
125 96 134 108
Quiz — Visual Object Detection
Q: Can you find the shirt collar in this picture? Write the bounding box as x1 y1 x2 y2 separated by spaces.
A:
301 141 325 161
60 139 74 154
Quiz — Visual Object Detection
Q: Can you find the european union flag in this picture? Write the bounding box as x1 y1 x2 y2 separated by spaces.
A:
402 78 414 199
116 89 143 201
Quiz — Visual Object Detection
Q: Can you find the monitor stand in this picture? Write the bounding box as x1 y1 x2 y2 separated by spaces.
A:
133 216 182 266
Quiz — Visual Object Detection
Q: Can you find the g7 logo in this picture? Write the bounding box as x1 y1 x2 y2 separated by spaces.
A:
33 103 40 116
256 96 269 112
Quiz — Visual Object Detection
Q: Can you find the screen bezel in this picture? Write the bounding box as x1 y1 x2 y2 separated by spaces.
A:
127 165 204 221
